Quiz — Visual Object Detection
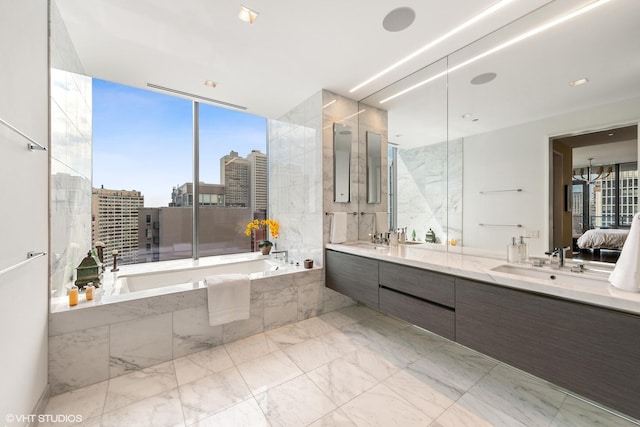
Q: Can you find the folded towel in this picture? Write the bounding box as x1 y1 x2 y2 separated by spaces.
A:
609 213 640 292
205 274 250 326
375 212 387 234
330 212 348 243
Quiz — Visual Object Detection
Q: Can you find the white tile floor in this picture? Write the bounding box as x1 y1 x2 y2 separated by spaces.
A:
41 305 640 427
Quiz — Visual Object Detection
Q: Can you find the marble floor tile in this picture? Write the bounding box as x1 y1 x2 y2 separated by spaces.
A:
383 365 463 421
386 324 448 356
103 361 178 413
101 388 184 427
409 342 497 394
337 321 388 347
307 357 378 405
265 322 316 349
185 344 234 374
179 366 252 425
467 364 566 427
283 331 358 373
308 409 357 427
341 383 434 427
551 395 640 427
343 345 402 382
173 357 211 386
365 334 423 368
189 398 269 427
255 375 337 427
40 381 108 427
224 332 279 365
317 304 378 329
236 350 303 394
432 392 529 427
293 316 340 338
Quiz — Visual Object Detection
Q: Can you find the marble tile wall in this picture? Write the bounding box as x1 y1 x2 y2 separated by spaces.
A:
322 91 361 244
48 269 353 395
396 138 463 245
268 91 324 267
355 104 389 240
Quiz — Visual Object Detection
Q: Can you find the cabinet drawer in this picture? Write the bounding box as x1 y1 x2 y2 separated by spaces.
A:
325 250 379 308
379 287 455 340
379 261 455 307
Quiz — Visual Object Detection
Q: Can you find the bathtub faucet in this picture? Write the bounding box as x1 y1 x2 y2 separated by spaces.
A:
272 250 288 263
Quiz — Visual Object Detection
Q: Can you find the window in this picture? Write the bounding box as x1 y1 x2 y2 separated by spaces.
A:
91 78 267 265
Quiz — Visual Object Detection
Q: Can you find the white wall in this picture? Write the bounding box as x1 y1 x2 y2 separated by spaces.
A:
0 0 49 423
463 96 640 257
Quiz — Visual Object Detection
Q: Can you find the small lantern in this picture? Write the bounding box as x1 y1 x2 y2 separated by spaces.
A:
75 251 101 290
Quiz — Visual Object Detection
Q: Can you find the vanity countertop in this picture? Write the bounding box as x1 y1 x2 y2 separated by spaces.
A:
326 242 640 315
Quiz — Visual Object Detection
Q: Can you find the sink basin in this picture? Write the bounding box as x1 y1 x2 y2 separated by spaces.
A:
491 264 609 288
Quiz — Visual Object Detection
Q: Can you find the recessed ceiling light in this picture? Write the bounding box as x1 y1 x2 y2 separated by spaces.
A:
608 132 615 136
472 118 479 122
395 134 403 138
238 5 258 24
462 113 473 119
204 80 217 88
569 77 589 87
471 72 497 85
383 7 416 32
350 0 516 93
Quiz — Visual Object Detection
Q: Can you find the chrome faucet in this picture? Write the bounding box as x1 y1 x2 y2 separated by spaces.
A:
546 246 571 268
272 250 288 263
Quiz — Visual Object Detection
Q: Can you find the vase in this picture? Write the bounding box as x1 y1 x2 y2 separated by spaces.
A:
261 245 272 255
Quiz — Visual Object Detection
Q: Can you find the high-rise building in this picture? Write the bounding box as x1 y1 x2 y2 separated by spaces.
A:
170 182 225 207
220 151 249 207
92 186 144 265
247 150 267 214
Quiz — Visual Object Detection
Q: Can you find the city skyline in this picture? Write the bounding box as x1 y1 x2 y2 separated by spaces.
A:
93 78 267 207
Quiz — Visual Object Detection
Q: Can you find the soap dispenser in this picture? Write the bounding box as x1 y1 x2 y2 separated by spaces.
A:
518 236 528 263
507 237 520 263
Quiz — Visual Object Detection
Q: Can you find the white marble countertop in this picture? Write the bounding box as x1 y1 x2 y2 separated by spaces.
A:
326 242 640 315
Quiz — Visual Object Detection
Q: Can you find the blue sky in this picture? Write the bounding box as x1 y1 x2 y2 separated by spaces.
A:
92 79 267 207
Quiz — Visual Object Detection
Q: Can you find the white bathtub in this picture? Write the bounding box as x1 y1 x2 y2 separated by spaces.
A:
105 257 289 301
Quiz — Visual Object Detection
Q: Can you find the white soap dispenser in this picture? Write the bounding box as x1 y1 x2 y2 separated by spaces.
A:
518 236 528 263
507 237 520 263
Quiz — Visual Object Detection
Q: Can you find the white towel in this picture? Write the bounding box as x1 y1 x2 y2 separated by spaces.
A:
330 212 348 243
609 213 640 292
375 212 387 234
206 274 250 326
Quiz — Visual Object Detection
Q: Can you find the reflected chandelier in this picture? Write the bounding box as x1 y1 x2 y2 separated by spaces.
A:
572 157 613 184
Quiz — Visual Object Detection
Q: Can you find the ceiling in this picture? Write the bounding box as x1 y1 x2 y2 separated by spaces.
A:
53 0 552 118
54 0 640 148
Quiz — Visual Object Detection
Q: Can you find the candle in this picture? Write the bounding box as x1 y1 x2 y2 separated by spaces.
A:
85 283 94 301
69 285 78 306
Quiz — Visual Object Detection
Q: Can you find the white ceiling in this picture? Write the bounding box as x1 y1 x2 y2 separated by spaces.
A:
54 0 552 118
54 0 640 148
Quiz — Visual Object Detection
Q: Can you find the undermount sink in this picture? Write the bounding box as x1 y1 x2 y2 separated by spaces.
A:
491 264 609 288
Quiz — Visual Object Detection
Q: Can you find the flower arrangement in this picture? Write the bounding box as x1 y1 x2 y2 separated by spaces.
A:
244 218 279 248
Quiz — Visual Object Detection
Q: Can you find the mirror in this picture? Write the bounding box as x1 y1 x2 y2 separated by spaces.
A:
366 131 382 203
357 0 640 257
359 57 454 246
333 123 351 202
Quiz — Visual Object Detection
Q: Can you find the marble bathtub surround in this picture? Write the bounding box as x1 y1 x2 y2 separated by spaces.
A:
48 266 353 395
40 305 639 427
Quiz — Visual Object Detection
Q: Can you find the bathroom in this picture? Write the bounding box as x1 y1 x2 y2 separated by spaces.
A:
2 0 640 426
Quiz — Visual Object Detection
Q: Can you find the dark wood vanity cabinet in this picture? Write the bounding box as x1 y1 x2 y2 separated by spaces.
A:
456 278 640 421
325 250 379 308
378 261 456 340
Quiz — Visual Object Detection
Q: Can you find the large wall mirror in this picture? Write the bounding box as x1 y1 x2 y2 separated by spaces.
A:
333 123 351 203
358 0 640 258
